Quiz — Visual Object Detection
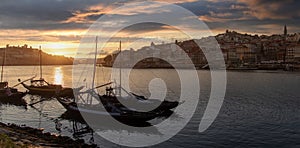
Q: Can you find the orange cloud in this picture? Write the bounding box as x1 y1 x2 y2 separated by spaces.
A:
63 4 115 23
63 1 198 24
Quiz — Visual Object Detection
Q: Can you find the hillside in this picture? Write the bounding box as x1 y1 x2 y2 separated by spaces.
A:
0 44 73 66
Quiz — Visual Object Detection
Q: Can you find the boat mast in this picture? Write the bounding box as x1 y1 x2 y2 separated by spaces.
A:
1 48 6 82
39 46 42 79
119 40 122 96
91 36 98 104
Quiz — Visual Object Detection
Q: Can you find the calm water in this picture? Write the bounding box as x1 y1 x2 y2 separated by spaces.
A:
0 65 300 147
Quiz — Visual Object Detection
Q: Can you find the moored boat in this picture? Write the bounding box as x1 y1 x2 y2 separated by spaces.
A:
0 82 26 106
18 47 73 97
57 97 161 124
102 88 180 112
20 78 62 96
57 37 182 125
0 48 26 106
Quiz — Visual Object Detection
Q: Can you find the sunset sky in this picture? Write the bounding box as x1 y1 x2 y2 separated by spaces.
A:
0 0 299 57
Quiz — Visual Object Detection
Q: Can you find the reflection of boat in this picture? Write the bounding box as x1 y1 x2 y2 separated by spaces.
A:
0 49 26 106
60 110 86 123
60 110 161 135
70 121 94 139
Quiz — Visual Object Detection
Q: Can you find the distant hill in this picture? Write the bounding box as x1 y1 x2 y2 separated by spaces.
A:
0 44 73 66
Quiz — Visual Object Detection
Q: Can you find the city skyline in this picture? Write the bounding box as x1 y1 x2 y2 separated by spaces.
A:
0 0 299 57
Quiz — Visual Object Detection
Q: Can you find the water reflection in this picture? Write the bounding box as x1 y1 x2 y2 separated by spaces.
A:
54 67 63 85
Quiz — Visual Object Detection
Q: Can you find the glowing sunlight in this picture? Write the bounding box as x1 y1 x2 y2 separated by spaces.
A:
53 67 63 85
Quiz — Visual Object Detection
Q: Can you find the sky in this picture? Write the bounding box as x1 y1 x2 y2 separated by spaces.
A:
0 0 299 57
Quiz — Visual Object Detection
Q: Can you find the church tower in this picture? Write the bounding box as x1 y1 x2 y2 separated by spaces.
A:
284 25 287 40
283 25 287 63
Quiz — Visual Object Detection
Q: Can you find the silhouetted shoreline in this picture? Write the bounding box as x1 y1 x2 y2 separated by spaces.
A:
0 122 96 147
2 64 73 66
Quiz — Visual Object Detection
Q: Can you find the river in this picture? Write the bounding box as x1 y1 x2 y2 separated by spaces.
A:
0 65 299 147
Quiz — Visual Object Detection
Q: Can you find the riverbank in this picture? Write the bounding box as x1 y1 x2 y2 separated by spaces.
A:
99 65 300 71
0 122 96 147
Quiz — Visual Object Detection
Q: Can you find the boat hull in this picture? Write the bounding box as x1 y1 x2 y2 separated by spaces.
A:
56 97 160 125
21 83 58 96
0 91 27 106
100 95 180 112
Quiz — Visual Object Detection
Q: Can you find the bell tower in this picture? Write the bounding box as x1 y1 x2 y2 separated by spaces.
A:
283 25 287 63
284 25 287 40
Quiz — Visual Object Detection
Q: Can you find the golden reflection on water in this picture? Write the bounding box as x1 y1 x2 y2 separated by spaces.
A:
54 67 63 85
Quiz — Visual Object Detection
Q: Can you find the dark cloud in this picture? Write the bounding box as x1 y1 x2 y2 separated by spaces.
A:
86 14 104 22
237 0 300 19
121 22 168 34
0 0 117 30
0 20 90 30
0 0 114 19
177 1 211 16
0 34 82 42
0 0 299 35
192 0 300 34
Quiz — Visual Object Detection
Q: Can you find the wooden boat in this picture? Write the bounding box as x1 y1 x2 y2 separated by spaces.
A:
0 82 26 106
20 78 62 96
97 40 180 112
57 97 161 124
57 38 165 124
0 49 26 106
58 84 180 124
101 87 180 112
57 38 181 124
19 78 77 98
19 47 73 97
